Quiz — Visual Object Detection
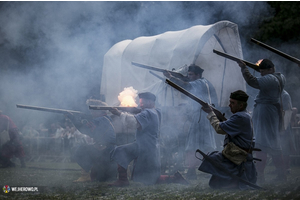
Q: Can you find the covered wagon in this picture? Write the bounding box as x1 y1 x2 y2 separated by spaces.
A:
100 20 247 173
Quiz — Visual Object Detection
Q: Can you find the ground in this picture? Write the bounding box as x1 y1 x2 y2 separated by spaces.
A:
0 159 300 200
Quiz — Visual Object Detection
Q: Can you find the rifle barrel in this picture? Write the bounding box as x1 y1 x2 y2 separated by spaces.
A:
89 106 141 114
16 104 84 115
165 79 204 105
131 62 164 72
213 49 260 72
251 38 300 65
131 61 189 81
165 79 226 121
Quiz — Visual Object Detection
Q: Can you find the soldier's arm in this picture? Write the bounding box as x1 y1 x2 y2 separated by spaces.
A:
206 111 227 135
120 112 141 129
163 70 191 90
237 61 260 89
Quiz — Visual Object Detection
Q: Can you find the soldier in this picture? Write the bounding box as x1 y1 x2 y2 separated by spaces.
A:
109 92 188 187
199 90 257 190
67 99 117 182
237 59 287 182
163 64 218 180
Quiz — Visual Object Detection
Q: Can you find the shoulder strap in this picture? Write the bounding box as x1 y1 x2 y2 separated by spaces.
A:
272 73 283 93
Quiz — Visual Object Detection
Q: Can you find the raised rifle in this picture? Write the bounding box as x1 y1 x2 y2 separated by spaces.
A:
251 38 300 66
213 49 260 72
149 71 165 81
165 79 227 122
16 104 91 119
89 106 141 114
131 62 189 81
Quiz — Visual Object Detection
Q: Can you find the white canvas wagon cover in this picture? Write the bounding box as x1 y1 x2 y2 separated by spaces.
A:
101 20 246 107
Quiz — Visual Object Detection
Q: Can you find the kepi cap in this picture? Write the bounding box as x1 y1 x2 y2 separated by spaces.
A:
230 90 249 102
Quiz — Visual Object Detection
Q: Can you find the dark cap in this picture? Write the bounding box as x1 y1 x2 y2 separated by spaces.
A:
188 64 204 75
230 90 249 102
259 59 274 69
138 92 156 101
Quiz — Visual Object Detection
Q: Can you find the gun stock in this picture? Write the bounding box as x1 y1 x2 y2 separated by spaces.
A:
89 106 141 114
131 62 189 81
251 38 300 66
213 49 260 72
165 79 226 121
16 104 89 116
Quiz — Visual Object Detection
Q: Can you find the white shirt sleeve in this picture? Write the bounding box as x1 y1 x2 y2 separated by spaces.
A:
207 111 227 135
120 112 140 129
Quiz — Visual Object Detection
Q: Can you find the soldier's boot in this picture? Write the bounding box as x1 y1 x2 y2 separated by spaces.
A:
73 169 91 183
157 171 189 185
108 165 129 187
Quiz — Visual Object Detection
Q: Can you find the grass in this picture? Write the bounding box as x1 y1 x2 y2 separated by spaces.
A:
1 159 300 200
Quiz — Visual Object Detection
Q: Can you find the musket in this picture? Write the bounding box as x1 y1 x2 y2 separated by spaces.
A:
196 149 264 190
149 71 165 81
89 105 141 114
131 61 189 81
251 38 300 66
213 49 260 72
16 104 91 118
165 79 227 122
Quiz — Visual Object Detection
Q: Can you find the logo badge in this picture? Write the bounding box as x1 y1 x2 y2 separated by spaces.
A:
3 185 10 193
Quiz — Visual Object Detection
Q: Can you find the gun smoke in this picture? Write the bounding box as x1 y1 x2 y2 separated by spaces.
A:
0 1 299 192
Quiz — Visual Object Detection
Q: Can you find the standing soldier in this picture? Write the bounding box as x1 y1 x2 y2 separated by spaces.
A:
237 59 286 182
163 64 218 180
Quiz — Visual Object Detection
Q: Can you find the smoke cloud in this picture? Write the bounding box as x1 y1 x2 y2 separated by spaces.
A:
1 1 299 191
0 1 277 126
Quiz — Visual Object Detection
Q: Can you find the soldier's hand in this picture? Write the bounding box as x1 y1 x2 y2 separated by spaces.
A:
201 104 213 113
163 70 171 78
237 60 246 68
110 108 121 116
